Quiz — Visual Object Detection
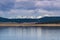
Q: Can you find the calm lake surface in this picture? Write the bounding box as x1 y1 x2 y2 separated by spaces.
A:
0 26 60 40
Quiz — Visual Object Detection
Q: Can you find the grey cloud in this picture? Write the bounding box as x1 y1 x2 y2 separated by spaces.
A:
0 0 60 18
15 1 36 10
0 0 15 11
15 0 60 11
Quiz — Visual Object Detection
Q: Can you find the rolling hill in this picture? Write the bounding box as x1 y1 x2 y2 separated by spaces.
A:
0 17 60 24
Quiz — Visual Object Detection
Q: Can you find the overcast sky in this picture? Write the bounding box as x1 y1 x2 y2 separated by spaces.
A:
0 0 60 18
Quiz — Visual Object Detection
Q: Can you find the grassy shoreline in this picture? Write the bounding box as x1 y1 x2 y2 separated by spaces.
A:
0 23 60 27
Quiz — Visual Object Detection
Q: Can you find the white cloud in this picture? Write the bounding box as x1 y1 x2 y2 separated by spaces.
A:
53 1 60 8
6 9 57 18
16 0 28 2
0 8 60 18
6 9 35 18
35 1 51 7
16 16 27 18
35 9 54 15
0 0 60 18
0 11 4 16
35 1 60 8
14 0 60 11
37 16 42 18
43 14 51 17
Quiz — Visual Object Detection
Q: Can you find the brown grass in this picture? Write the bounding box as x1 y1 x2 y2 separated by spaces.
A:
0 23 60 27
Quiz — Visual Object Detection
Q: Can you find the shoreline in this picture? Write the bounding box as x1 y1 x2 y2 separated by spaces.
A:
0 23 60 27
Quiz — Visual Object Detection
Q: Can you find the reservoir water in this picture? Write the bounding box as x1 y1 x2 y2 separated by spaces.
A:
0 26 60 40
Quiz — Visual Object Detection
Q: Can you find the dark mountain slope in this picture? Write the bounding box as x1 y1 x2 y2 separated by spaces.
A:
0 17 60 23
0 17 9 22
38 17 60 23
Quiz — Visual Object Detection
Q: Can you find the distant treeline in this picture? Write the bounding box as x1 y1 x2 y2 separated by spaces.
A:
0 17 60 24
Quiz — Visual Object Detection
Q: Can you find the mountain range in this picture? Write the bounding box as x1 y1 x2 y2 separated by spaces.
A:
0 17 60 24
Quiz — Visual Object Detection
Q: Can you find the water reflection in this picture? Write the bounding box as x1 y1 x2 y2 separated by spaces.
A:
42 27 60 40
0 27 41 40
0 26 60 40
